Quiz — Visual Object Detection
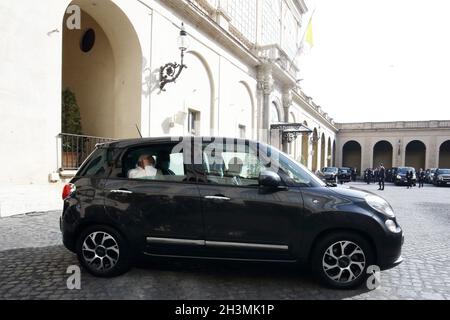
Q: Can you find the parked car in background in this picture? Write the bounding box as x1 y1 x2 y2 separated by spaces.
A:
386 167 398 183
394 167 416 186
60 137 403 289
426 168 437 184
433 168 450 186
338 167 352 184
321 167 339 182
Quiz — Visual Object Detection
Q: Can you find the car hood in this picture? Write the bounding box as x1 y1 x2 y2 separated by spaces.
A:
328 184 376 201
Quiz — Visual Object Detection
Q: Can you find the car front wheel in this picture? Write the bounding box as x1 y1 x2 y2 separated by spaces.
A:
311 232 375 289
76 225 132 277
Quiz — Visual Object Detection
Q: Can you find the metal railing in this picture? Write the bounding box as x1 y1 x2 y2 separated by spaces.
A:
59 133 116 170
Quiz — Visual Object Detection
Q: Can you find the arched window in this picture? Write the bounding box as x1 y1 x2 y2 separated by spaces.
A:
270 102 280 124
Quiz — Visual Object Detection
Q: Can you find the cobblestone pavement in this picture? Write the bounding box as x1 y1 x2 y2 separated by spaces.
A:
0 182 449 300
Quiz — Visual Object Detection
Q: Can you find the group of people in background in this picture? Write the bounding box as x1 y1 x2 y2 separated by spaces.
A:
363 166 427 190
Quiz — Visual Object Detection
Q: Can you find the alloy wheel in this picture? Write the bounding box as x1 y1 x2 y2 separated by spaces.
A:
81 231 120 272
322 240 366 284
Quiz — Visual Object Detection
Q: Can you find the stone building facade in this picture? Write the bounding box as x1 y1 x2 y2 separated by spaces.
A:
0 0 338 185
1 0 448 187
336 121 450 175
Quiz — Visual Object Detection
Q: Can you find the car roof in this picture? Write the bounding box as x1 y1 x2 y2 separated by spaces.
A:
97 136 264 149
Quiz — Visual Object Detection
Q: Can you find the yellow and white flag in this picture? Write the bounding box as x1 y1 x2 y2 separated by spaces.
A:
305 17 314 48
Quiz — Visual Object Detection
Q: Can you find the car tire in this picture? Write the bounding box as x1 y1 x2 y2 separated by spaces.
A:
311 232 375 289
76 225 132 277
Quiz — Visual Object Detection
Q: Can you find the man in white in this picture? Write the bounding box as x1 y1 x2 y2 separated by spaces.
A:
128 154 158 179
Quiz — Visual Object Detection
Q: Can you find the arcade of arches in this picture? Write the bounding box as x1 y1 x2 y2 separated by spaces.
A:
337 123 450 176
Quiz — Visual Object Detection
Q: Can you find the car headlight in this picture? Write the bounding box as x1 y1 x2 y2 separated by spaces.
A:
385 219 401 233
439 176 444 180
365 195 395 218
396 175 401 179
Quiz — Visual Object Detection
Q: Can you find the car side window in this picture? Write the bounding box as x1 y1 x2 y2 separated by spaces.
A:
199 142 266 187
112 144 190 183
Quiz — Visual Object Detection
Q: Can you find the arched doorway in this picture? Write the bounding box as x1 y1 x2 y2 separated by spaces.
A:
301 121 309 167
327 137 332 166
320 133 326 169
405 140 426 171
312 128 319 172
342 141 362 173
439 140 450 168
62 0 142 139
373 140 393 168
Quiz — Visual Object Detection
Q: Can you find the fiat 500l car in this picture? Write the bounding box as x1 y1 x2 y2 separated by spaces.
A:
60 137 404 289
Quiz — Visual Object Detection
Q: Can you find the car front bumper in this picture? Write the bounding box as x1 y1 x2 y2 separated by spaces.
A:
377 232 404 270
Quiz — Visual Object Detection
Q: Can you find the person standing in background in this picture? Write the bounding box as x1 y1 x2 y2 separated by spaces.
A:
406 170 413 189
418 168 425 188
378 164 386 191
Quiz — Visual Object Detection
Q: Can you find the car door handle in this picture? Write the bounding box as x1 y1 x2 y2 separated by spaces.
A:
110 189 133 194
204 195 231 201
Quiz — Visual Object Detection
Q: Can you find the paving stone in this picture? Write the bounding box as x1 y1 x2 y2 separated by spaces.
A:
0 183 449 299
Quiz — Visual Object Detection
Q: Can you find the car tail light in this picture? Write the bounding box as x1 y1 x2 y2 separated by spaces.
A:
62 183 76 200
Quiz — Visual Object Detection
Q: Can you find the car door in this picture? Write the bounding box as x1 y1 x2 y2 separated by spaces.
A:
195 139 304 261
104 141 205 257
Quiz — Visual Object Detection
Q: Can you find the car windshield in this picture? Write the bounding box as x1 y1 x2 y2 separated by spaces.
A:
340 168 350 173
437 169 450 174
398 167 415 174
323 167 338 173
269 148 326 187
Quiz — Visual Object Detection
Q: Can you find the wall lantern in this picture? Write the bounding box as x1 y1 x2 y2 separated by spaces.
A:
159 23 189 91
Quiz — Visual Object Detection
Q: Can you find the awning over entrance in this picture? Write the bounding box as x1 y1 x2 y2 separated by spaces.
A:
270 123 313 143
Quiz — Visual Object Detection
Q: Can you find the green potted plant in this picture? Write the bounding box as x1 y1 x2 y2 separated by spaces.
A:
61 89 83 168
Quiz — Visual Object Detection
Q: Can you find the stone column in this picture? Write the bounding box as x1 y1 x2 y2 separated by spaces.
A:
257 63 274 143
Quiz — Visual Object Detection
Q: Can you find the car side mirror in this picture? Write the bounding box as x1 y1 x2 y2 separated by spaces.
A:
259 170 286 189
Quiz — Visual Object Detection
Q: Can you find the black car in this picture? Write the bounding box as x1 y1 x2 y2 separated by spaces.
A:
394 167 416 186
321 167 339 182
386 167 398 183
60 137 403 289
433 168 450 186
338 167 352 184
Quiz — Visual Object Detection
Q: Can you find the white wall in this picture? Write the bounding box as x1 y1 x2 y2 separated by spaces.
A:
0 0 71 184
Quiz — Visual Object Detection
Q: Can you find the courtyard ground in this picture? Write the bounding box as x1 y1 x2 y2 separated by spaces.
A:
0 182 449 300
